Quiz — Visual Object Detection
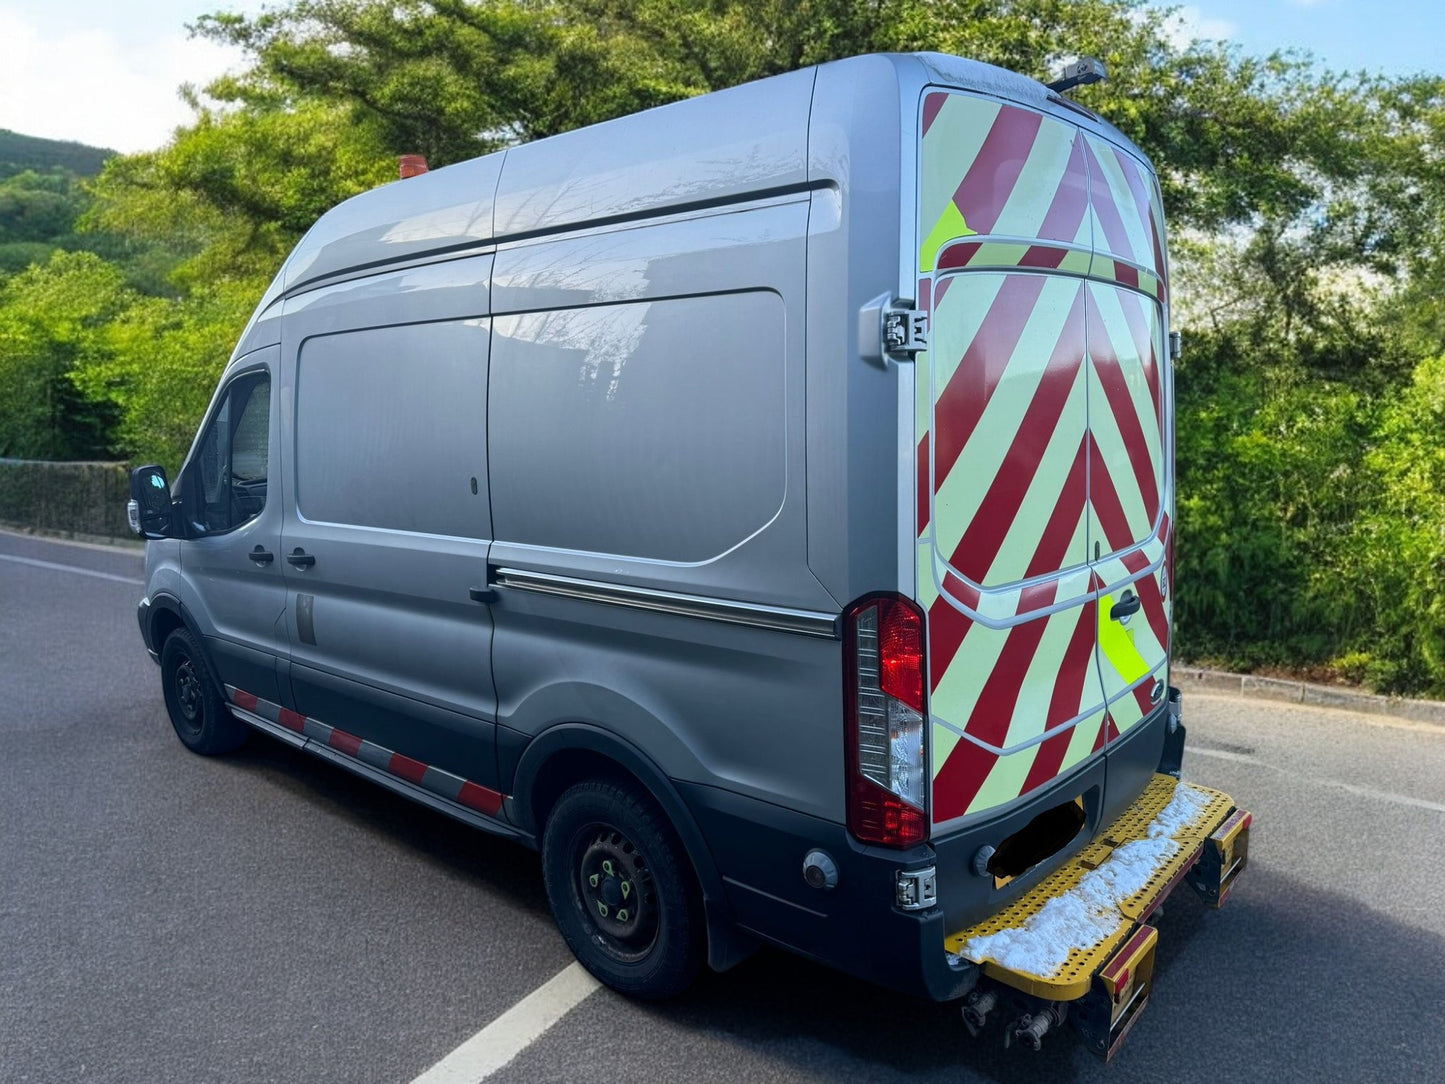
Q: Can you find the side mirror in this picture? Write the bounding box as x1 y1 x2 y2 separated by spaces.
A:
128 465 176 539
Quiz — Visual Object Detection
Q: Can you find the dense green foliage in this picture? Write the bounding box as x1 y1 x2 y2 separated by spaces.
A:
1 0 1444 691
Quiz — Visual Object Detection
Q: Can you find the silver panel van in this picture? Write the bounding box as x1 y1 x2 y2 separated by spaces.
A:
130 52 1250 1056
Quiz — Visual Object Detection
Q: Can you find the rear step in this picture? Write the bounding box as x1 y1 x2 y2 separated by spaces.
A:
944 775 1251 1058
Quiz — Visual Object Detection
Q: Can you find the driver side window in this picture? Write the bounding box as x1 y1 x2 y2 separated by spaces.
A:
185 371 270 536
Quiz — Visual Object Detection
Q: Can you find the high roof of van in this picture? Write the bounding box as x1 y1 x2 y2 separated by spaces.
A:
250 52 1151 317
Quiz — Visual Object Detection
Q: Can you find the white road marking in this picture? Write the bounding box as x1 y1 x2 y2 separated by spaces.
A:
0 552 143 585
410 962 601 1084
1191 746 1445 814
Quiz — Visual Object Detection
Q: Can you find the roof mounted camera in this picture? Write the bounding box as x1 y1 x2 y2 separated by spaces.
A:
1047 57 1108 94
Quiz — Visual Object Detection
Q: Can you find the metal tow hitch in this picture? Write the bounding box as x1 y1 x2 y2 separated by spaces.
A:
1006 1002 1068 1051
960 987 999 1037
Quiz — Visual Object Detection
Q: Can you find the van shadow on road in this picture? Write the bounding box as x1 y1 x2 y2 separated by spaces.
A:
581 870 1445 1082
214 734 1445 1083
222 731 553 914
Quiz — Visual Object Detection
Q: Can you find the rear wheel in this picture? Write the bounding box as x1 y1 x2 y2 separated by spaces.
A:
541 779 703 998
160 628 248 755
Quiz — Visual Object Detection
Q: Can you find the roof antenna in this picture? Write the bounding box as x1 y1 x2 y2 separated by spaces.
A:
1047 57 1107 94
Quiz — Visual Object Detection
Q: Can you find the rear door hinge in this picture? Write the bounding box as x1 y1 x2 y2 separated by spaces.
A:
885 308 929 358
860 295 929 365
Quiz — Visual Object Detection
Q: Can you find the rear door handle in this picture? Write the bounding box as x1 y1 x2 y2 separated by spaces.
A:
247 546 274 565
286 549 316 569
1110 591 1141 621
469 587 498 604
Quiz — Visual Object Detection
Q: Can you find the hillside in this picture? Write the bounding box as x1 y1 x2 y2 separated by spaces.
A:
0 129 113 180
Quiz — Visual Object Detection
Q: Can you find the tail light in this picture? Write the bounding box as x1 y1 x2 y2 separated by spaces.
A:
843 593 928 847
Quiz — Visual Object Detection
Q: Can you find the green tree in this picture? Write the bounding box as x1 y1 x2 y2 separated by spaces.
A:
0 252 130 459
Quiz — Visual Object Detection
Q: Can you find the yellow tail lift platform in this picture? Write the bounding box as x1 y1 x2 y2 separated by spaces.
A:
946 775 1252 1058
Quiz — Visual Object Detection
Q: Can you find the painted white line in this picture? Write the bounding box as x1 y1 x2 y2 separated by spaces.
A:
1191 747 1445 814
410 962 601 1084
0 552 144 586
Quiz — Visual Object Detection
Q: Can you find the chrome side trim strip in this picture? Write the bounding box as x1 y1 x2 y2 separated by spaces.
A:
491 567 841 639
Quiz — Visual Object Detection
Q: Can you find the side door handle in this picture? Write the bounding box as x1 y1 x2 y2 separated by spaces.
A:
469 587 498 604
247 546 275 565
1110 590 1141 622
286 548 316 569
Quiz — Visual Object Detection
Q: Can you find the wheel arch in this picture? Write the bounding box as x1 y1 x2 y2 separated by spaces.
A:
145 593 226 693
511 722 756 973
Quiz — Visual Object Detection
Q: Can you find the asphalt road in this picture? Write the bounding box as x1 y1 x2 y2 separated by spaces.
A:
3 529 1443 1084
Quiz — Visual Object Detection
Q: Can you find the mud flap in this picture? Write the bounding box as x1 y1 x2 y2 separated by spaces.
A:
1071 924 1158 1060
1185 807 1252 908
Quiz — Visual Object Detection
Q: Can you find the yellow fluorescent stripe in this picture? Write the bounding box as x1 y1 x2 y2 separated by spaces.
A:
1062 708 1105 771
917 345 931 440
916 540 940 613
1098 594 1152 685
921 202 975 274
930 273 1004 402
1092 283 1165 461
932 722 963 776
932 613 1010 730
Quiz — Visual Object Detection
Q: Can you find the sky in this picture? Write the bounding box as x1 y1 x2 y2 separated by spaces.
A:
0 0 1442 155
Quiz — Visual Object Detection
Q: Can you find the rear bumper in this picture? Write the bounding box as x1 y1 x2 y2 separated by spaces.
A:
679 780 978 1002
681 769 1249 1015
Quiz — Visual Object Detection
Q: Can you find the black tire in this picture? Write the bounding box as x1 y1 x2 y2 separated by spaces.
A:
160 628 248 756
541 779 704 999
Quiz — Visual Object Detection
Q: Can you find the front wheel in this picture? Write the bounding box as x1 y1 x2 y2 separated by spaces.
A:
160 628 248 755
541 780 704 999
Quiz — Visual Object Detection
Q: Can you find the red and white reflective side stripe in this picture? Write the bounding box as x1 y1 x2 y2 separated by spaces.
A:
224 686 505 817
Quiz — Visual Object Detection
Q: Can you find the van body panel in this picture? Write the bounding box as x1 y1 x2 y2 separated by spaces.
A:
804 54 909 607
1087 280 1172 746
491 587 846 821
282 154 502 294
493 68 815 239
488 201 830 612
277 258 498 788
232 298 284 359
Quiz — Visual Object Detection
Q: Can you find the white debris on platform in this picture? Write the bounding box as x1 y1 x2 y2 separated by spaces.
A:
956 784 1210 978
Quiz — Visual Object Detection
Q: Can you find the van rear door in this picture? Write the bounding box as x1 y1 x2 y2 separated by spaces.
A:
916 93 1111 830
1079 134 1173 751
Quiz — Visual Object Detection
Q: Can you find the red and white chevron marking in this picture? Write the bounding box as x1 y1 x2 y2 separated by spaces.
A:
1083 133 1168 294
226 686 505 816
917 90 1174 825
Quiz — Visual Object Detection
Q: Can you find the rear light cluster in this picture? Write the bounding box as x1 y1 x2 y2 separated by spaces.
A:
843 594 928 847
